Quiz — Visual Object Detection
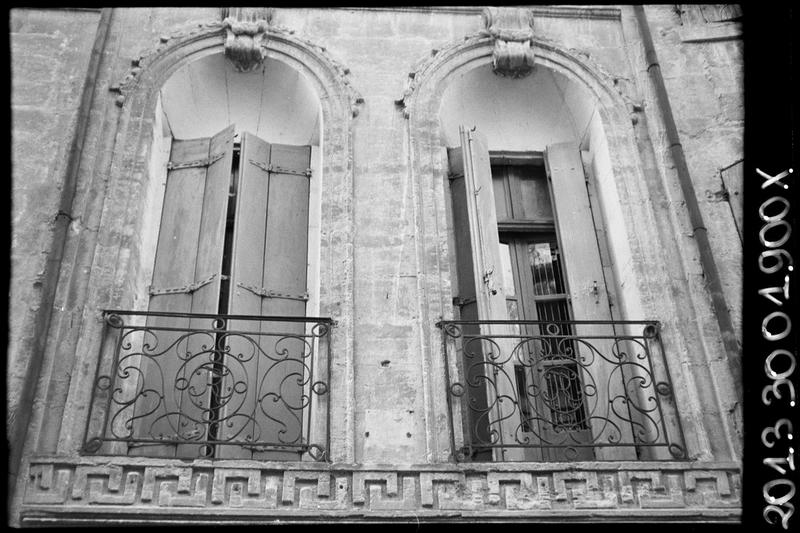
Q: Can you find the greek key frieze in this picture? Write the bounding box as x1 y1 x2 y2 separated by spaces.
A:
211 469 278 509
684 470 741 508
419 472 463 507
298 475 350 510
20 460 741 520
364 476 418 510
144 467 209 507
552 471 619 509
25 464 72 504
73 466 140 505
282 471 331 506
352 471 399 505
502 476 554 510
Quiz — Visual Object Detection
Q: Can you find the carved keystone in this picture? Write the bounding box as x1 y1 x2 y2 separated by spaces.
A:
220 8 275 72
481 7 536 79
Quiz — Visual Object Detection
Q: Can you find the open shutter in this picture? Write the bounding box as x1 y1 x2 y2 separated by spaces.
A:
447 145 491 460
134 125 235 458
546 142 636 460
220 132 311 460
449 126 524 461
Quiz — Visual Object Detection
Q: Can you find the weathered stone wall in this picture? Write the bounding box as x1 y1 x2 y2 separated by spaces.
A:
279 7 637 465
644 4 743 342
9 6 100 451
9 6 744 526
628 4 744 455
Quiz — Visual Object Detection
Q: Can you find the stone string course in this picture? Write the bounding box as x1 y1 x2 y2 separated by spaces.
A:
21 458 740 523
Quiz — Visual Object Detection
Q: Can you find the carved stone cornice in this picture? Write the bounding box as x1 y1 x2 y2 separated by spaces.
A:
480 7 536 79
220 7 275 72
344 6 621 20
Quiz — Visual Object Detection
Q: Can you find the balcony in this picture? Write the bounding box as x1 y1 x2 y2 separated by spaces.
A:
83 310 332 461
437 319 687 462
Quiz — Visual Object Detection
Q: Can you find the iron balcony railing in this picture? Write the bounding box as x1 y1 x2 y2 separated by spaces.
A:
84 310 332 461
437 319 687 462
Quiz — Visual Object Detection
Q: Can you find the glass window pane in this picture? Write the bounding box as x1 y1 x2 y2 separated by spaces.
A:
516 165 553 221
492 172 511 220
528 242 555 295
528 240 567 295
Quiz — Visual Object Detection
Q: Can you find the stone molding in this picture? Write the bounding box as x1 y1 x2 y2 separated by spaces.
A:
342 6 621 20
20 458 740 523
678 23 742 43
109 18 363 117
480 7 536 78
396 32 639 120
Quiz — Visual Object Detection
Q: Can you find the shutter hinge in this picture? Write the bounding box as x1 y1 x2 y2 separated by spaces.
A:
167 152 225 170
448 171 464 181
248 159 312 178
236 282 310 302
452 296 477 307
483 268 498 295
149 273 228 296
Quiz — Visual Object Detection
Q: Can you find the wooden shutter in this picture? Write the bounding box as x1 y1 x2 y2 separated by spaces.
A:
134 125 235 458
447 145 491 459
546 142 636 460
449 126 524 461
219 132 311 460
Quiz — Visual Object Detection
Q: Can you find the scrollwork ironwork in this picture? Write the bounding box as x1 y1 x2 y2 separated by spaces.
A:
85 311 332 460
437 319 686 461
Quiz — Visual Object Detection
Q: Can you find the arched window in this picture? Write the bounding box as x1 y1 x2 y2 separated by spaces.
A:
85 52 332 461
437 63 685 462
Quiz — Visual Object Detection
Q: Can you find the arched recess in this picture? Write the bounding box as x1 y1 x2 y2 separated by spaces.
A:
405 35 727 463
49 26 358 463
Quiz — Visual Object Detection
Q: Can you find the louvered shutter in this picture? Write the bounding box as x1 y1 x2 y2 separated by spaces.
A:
133 125 235 458
448 126 524 461
219 132 311 460
546 142 636 460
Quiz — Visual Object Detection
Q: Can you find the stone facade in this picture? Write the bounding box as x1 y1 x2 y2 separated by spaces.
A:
10 6 743 525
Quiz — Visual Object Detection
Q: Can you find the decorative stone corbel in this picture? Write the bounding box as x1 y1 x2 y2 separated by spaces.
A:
481 7 536 79
220 8 275 72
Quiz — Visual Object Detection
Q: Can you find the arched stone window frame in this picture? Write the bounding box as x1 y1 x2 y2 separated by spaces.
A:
51 23 360 463
402 34 737 464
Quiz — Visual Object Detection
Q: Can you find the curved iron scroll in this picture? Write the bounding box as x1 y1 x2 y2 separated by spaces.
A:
84 311 333 461
438 319 687 461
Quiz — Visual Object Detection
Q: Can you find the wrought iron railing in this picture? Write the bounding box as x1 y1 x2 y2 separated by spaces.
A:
437 319 687 462
84 310 332 461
